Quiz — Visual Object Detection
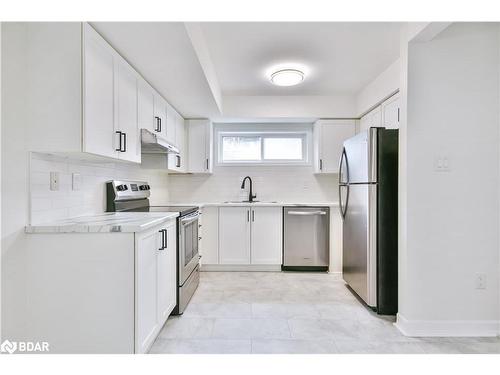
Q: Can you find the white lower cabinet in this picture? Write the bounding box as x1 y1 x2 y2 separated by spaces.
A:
250 207 283 265
135 220 177 354
219 207 251 264
199 206 219 265
218 206 282 266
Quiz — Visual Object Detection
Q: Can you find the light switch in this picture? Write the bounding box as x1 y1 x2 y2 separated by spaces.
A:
434 156 451 172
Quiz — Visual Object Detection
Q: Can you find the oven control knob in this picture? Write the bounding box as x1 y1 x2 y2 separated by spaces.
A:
116 184 125 191
146 185 151 190
139 185 147 191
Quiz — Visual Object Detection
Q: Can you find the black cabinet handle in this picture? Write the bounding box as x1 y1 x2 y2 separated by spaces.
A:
154 116 160 132
176 155 181 168
319 159 323 171
163 229 167 249
252 210 255 222
159 118 162 132
115 131 122 151
206 158 209 170
121 132 127 152
247 210 250 222
158 230 165 250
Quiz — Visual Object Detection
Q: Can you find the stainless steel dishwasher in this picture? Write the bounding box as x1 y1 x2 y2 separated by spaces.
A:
283 206 330 271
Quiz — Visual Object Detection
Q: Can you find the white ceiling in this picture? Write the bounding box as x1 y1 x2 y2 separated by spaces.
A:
91 22 221 118
91 22 401 120
200 22 402 96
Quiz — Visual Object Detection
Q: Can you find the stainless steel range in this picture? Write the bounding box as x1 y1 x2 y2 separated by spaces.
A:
106 180 200 315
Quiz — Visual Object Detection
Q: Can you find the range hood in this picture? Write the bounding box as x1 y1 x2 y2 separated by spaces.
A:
141 129 179 154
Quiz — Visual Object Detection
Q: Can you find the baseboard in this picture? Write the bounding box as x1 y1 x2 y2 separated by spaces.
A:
200 264 282 272
395 313 500 337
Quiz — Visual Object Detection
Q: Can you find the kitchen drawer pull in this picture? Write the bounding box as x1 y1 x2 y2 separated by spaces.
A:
287 211 327 216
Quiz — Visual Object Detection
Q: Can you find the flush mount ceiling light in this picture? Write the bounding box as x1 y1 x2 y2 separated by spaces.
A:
270 69 305 86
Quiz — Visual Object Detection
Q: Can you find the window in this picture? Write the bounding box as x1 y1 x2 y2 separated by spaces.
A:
217 125 311 165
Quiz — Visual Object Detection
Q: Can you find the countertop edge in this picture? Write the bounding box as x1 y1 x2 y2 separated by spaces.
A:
25 212 179 234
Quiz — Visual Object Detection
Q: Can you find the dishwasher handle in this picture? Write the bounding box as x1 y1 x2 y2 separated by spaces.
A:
287 210 327 216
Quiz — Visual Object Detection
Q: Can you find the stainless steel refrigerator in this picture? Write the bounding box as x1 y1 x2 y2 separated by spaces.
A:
338 127 398 315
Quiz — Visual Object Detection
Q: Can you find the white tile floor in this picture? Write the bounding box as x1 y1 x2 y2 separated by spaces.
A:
149 271 500 354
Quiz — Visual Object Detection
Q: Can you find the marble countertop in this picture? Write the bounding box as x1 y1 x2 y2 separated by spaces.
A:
166 201 339 208
25 212 179 234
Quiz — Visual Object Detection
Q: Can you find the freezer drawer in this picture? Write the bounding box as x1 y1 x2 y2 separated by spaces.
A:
283 207 329 270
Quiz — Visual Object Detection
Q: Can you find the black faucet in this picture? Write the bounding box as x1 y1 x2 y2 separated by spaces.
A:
241 176 257 202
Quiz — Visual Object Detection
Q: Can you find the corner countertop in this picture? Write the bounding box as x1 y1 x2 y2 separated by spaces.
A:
25 212 179 234
165 202 339 208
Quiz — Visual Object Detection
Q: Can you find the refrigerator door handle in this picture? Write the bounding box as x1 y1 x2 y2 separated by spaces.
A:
339 184 349 219
339 147 349 184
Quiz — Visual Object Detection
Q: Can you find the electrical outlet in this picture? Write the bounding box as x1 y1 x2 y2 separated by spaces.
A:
72 173 82 191
434 156 451 172
475 273 487 290
50 171 59 191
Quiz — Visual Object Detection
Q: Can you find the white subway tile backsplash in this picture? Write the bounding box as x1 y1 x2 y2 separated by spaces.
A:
29 152 170 224
167 165 338 203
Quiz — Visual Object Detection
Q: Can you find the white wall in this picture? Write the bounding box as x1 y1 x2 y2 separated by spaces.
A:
355 58 400 117
397 23 500 336
219 94 356 120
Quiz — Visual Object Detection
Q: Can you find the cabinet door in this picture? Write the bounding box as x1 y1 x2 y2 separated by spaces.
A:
138 79 156 134
199 206 219 265
83 24 116 159
251 207 283 265
219 207 251 264
116 59 140 163
153 93 167 139
165 103 177 145
359 113 371 133
157 222 177 324
371 106 382 127
382 94 400 129
316 120 356 173
136 227 162 353
187 119 213 174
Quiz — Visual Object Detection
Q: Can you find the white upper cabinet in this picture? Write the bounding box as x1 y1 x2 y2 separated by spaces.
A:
219 207 251 264
359 93 400 133
165 103 177 145
313 120 356 174
83 25 117 159
250 207 282 265
381 93 400 129
137 80 157 135
153 93 168 141
115 59 140 163
187 119 213 174
167 109 187 173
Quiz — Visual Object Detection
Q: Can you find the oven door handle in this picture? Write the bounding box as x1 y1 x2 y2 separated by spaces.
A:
180 214 199 226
